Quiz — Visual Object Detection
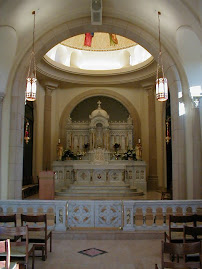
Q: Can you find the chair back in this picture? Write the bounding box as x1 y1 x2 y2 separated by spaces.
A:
168 215 195 243
21 214 47 237
0 215 17 227
193 214 202 227
0 239 10 269
183 226 202 242
161 241 201 269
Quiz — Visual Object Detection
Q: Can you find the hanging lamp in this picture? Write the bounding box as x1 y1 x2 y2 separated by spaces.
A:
25 11 37 102
156 11 168 101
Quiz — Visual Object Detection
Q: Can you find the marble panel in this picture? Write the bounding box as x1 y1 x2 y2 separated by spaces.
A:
68 201 94 228
95 201 122 228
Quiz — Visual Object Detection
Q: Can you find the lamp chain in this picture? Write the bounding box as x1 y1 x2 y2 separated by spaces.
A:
157 11 165 80
27 11 36 79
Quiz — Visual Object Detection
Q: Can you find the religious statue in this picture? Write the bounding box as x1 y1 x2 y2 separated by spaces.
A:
95 123 103 148
57 139 63 161
135 139 142 160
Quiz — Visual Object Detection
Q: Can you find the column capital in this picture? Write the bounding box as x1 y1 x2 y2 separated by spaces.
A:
44 81 59 95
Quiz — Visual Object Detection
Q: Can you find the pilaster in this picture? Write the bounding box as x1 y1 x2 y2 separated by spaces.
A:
43 82 58 170
147 86 158 190
0 93 5 198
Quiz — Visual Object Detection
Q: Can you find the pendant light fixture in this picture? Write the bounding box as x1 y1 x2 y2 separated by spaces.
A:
156 11 168 102
25 11 37 102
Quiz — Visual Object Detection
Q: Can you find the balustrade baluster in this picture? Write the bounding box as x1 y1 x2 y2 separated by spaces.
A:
153 212 157 227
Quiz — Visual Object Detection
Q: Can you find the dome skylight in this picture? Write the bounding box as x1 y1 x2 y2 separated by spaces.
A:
45 33 152 71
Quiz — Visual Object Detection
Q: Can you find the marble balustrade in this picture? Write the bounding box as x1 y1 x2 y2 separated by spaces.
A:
0 200 201 230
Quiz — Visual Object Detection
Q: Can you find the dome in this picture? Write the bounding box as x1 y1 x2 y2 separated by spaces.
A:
89 101 109 119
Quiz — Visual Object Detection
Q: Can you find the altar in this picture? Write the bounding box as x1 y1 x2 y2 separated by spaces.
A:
53 159 147 197
53 101 147 197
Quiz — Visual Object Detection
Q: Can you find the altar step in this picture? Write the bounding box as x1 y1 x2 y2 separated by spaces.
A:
55 184 144 197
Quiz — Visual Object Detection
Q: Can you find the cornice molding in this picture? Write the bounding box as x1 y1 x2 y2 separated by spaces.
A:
37 58 156 86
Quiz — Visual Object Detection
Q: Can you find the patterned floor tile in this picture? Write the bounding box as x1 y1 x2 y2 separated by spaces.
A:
78 247 107 257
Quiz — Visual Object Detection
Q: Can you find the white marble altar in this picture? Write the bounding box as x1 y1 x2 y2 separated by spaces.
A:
53 101 147 197
53 159 147 195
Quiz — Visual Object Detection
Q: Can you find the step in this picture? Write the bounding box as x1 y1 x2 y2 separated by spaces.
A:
55 190 144 197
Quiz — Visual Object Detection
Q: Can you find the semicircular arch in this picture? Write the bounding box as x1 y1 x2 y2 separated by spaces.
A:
59 88 141 144
7 16 185 199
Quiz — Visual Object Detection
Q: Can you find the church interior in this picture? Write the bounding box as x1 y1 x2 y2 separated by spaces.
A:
0 0 201 268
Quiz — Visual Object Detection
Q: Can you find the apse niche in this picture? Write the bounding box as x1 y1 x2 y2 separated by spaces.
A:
45 32 152 72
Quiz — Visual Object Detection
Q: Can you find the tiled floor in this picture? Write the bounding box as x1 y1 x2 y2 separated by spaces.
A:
28 191 163 268
34 238 162 269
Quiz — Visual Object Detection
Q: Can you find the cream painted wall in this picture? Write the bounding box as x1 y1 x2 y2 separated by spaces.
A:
32 84 166 187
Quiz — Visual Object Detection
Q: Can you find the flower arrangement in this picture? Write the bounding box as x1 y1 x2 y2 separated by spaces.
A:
122 149 136 160
113 143 120 150
62 149 76 160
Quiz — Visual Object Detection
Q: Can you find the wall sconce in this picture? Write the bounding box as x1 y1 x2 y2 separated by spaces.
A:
24 121 31 144
165 120 171 144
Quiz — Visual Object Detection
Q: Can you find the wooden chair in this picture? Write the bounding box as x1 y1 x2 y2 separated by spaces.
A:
194 214 202 227
155 241 201 269
164 215 196 244
0 239 10 269
0 215 17 227
0 226 35 269
183 226 202 243
0 215 18 242
21 214 52 261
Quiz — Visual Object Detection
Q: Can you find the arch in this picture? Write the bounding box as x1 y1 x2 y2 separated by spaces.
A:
59 88 141 144
176 25 202 88
8 16 184 199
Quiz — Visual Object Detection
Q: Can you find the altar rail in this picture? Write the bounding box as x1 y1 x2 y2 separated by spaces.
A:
0 200 67 231
0 200 201 231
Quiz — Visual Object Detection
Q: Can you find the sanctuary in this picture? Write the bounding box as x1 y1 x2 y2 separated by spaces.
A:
53 101 147 198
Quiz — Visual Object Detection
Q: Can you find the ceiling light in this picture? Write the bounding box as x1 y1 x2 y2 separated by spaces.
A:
156 12 168 102
25 11 37 102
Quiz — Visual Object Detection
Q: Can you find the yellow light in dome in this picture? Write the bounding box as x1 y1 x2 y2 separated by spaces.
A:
156 77 168 101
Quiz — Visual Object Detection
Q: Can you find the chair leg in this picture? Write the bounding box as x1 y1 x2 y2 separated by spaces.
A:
42 246 46 261
32 248 35 269
50 234 52 252
45 243 47 261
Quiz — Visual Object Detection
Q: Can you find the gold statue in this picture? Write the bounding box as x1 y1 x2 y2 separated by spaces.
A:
135 139 142 160
57 139 63 161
